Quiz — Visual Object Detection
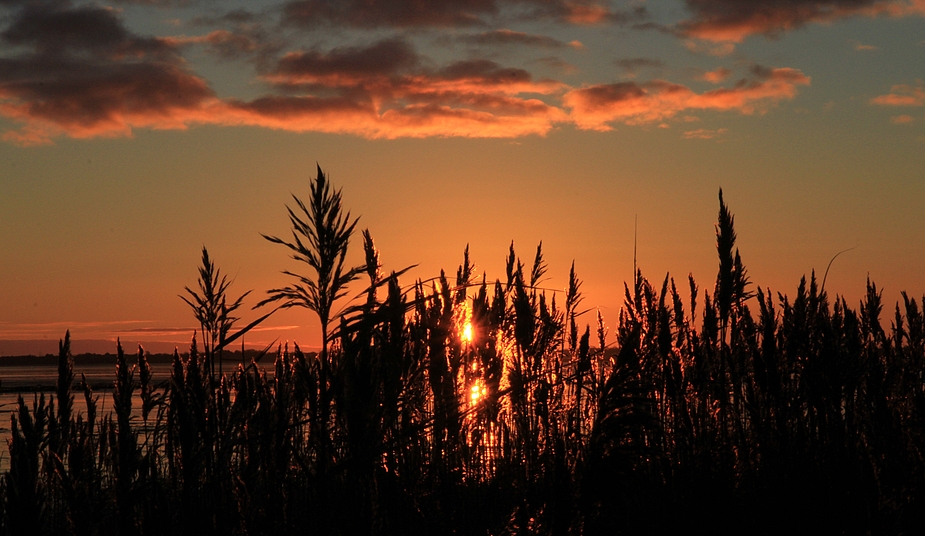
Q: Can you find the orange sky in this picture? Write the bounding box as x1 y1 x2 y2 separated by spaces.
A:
0 0 924 354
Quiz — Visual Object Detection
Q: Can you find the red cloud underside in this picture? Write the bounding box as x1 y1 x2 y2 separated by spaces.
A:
564 68 810 130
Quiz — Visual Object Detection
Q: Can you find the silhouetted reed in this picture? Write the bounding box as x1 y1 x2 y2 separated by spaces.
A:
2 179 924 535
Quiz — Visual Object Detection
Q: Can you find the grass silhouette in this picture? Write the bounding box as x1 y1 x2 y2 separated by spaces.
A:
1 174 923 535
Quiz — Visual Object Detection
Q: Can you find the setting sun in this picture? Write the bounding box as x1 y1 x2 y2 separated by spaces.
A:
462 322 473 343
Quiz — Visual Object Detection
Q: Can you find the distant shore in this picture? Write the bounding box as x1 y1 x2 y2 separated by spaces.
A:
0 350 274 392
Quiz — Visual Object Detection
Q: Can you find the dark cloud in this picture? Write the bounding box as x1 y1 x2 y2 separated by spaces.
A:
109 0 197 6
178 9 283 63
750 63 776 78
282 0 496 28
281 0 644 28
0 1 214 143
203 31 259 58
244 38 566 137
263 40 563 94
0 0 65 7
166 30 264 60
679 0 921 41
436 59 533 83
228 94 373 118
2 4 173 57
270 39 420 86
0 56 214 138
457 28 581 48
263 39 564 100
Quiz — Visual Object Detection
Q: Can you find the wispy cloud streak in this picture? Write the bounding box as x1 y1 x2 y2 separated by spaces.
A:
564 67 810 130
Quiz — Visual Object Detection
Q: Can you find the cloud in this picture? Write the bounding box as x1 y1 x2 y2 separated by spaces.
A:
109 0 198 6
189 9 264 26
281 0 640 28
262 42 565 109
700 67 731 83
0 319 170 340
115 326 199 334
0 58 217 140
1 3 174 57
244 40 568 138
564 67 809 130
175 9 286 64
263 40 565 95
266 39 420 87
852 41 878 50
0 24 568 143
532 1 645 24
457 29 583 49
683 127 727 138
429 59 565 93
221 96 565 139
0 3 820 144
165 30 263 59
871 82 925 106
890 114 914 123
0 2 218 144
679 0 925 42
282 0 494 27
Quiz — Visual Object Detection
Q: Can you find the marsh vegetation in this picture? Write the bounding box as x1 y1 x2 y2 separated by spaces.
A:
1 168 923 535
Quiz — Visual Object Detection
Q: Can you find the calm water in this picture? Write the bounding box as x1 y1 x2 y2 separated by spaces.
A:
0 363 175 471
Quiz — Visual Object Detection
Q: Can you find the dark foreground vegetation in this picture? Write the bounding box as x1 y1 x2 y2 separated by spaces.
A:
2 169 924 535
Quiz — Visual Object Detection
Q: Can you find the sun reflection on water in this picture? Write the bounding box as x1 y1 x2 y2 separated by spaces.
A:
470 378 487 405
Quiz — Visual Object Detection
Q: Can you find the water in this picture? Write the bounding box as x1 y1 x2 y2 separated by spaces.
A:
0 362 175 471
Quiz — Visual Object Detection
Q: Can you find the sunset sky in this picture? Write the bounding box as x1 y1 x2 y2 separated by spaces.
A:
0 0 923 354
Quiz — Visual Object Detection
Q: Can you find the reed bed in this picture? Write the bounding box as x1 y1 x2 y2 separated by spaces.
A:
2 176 923 535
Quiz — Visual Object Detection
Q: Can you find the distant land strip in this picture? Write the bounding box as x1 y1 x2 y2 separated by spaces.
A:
0 349 280 392
0 339 315 358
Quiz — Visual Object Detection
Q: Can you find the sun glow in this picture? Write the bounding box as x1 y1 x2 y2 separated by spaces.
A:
458 300 474 344
470 379 487 405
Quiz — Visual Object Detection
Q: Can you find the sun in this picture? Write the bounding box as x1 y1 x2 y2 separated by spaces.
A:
462 322 473 343
458 300 474 344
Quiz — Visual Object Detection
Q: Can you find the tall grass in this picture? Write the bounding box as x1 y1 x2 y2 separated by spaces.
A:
1 183 924 535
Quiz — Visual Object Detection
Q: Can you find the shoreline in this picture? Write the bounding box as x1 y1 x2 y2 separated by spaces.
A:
0 350 281 392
